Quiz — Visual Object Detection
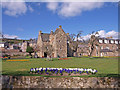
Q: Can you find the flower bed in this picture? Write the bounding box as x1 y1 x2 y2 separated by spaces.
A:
30 67 97 76
7 59 29 61
58 58 70 60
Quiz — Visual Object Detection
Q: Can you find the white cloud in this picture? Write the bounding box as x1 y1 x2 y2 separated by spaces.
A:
3 34 19 39
80 30 119 41
2 1 27 17
2 0 35 16
46 2 104 17
37 3 40 6
46 2 58 12
28 5 34 12
98 30 119 39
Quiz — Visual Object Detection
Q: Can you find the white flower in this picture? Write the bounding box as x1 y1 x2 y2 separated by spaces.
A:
79 68 83 71
33 68 36 71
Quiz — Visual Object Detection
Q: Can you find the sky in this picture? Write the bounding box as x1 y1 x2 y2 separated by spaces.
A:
2 2 119 40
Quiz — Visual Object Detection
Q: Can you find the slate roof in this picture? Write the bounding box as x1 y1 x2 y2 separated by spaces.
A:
41 33 50 42
97 37 120 41
100 49 113 52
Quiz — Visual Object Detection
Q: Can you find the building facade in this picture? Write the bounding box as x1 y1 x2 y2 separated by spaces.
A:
37 26 120 58
96 37 120 57
37 25 67 58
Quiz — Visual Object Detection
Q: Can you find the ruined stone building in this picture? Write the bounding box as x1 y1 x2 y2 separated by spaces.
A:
37 26 120 58
79 35 120 57
92 37 120 57
37 26 68 58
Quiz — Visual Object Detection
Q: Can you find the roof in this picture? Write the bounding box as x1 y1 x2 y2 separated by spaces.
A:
54 28 65 34
41 33 50 42
98 37 120 41
100 49 113 52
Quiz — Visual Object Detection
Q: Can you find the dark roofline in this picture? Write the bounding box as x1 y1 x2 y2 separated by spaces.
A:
98 37 120 40
100 49 113 52
41 33 50 35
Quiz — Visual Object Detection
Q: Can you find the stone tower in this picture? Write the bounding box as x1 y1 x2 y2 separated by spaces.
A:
37 26 67 58
54 25 67 57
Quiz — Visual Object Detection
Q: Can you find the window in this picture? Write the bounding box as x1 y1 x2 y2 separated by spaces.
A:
106 47 109 49
101 46 103 49
115 41 118 44
104 40 108 43
111 40 114 44
117 47 118 49
96 46 98 50
99 40 103 43
96 52 98 56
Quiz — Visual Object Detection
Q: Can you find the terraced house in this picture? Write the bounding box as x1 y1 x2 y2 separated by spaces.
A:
37 25 120 58
95 37 120 57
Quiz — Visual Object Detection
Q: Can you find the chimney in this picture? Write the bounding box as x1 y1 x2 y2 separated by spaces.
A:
66 33 69 36
56 28 59 30
50 30 53 34
39 31 42 35
59 25 62 29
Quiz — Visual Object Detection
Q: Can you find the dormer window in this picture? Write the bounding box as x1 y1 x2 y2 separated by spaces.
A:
99 40 103 43
104 40 108 43
115 41 118 44
111 40 114 44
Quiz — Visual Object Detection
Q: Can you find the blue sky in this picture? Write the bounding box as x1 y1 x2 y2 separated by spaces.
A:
2 2 118 40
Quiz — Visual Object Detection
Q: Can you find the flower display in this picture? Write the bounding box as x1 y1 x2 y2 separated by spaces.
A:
30 67 97 75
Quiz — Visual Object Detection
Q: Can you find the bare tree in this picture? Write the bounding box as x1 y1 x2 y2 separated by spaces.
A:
88 31 99 57
0 32 4 38
69 31 84 55
76 31 83 41
70 34 76 41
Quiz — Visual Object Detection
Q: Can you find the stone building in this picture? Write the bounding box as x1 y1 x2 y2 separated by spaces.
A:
37 26 120 57
76 44 89 57
37 25 67 58
88 35 120 57
21 41 29 52
96 37 119 57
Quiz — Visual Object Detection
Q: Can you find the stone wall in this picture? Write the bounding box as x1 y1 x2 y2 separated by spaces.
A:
1 76 119 89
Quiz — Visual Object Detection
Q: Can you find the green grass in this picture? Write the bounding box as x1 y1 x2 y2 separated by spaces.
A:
2 57 119 77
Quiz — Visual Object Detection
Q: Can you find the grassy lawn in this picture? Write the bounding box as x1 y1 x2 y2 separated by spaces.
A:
2 57 119 77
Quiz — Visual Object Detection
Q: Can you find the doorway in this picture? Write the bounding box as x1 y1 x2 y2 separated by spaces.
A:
44 52 47 57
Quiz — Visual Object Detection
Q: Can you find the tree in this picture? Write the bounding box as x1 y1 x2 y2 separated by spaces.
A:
69 31 84 57
76 31 83 41
70 34 76 41
26 46 34 57
88 31 99 57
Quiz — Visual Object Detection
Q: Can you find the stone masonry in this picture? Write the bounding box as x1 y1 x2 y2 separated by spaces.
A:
37 25 67 58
